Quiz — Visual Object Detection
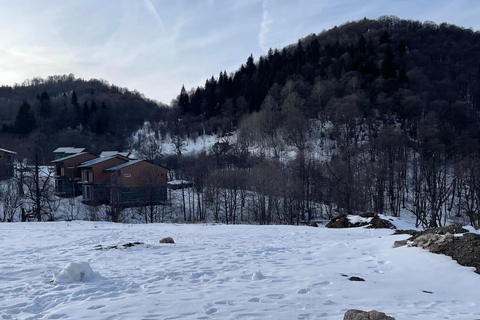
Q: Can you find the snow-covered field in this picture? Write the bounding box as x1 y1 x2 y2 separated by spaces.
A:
1 219 479 320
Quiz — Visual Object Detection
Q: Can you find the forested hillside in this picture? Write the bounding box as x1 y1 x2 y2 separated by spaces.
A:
149 16 480 227
2 16 480 228
0 74 165 159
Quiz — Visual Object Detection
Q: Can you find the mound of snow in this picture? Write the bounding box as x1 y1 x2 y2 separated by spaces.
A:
53 262 99 283
251 270 264 280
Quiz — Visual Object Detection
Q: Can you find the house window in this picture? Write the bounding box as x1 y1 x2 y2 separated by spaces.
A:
83 170 90 182
124 173 131 178
84 185 93 200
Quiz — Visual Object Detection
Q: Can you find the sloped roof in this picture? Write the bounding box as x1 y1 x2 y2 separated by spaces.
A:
104 160 143 171
100 151 138 159
0 148 16 154
105 160 168 171
51 152 93 163
53 147 85 154
77 155 126 168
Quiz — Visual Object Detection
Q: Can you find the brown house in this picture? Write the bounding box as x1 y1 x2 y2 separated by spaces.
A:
79 155 130 203
52 152 98 196
0 148 16 179
105 160 168 205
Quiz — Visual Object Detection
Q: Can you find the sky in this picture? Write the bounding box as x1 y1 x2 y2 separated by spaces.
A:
0 0 479 104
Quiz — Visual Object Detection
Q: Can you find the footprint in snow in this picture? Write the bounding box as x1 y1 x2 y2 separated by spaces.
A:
297 288 311 294
204 307 217 315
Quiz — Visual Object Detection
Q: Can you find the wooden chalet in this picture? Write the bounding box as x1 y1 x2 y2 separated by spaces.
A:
51 147 169 206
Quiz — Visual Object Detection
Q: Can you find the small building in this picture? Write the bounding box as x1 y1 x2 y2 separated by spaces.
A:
105 160 168 206
0 148 16 179
52 152 98 197
79 155 130 203
53 147 86 160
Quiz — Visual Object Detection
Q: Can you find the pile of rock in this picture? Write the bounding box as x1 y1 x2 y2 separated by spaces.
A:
410 232 455 251
343 309 395 320
397 224 480 274
326 213 396 229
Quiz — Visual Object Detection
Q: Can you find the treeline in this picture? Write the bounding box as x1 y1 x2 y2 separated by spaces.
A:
158 16 480 228
0 74 163 159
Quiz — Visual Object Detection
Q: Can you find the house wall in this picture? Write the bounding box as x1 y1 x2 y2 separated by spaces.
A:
0 150 14 166
114 162 168 188
84 157 129 184
55 154 98 178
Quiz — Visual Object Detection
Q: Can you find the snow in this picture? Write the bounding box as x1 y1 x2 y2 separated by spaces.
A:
1 220 479 319
52 262 100 283
347 214 372 224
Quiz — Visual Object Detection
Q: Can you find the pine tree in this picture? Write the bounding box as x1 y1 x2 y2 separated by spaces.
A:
381 45 397 79
14 101 37 134
39 91 51 118
82 101 90 126
178 85 190 114
90 99 97 113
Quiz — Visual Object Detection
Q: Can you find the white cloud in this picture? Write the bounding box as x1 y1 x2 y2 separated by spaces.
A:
259 0 273 52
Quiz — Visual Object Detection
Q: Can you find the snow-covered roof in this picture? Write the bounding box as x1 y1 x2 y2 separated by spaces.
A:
0 148 16 154
53 147 85 154
104 160 143 171
51 152 91 163
78 156 124 168
100 151 136 159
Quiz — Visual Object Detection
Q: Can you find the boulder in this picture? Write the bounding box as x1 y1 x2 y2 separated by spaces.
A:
366 215 396 229
326 213 395 229
326 215 352 228
326 215 370 228
160 237 175 244
343 309 396 320
348 276 365 282
393 240 408 248
393 229 417 236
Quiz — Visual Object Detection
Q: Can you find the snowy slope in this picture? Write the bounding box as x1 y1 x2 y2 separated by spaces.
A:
0 221 479 319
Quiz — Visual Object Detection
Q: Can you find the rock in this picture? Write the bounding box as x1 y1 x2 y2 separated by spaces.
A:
308 221 318 227
160 237 175 244
360 212 377 218
408 225 480 274
326 213 396 229
343 309 396 320
393 229 417 236
326 215 352 228
348 276 365 281
393 240 408 248
462 232 480 241
366 215 396 229
429 233 480 274
122 241 144 248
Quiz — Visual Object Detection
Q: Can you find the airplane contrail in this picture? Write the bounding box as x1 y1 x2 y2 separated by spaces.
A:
144 0 166 33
